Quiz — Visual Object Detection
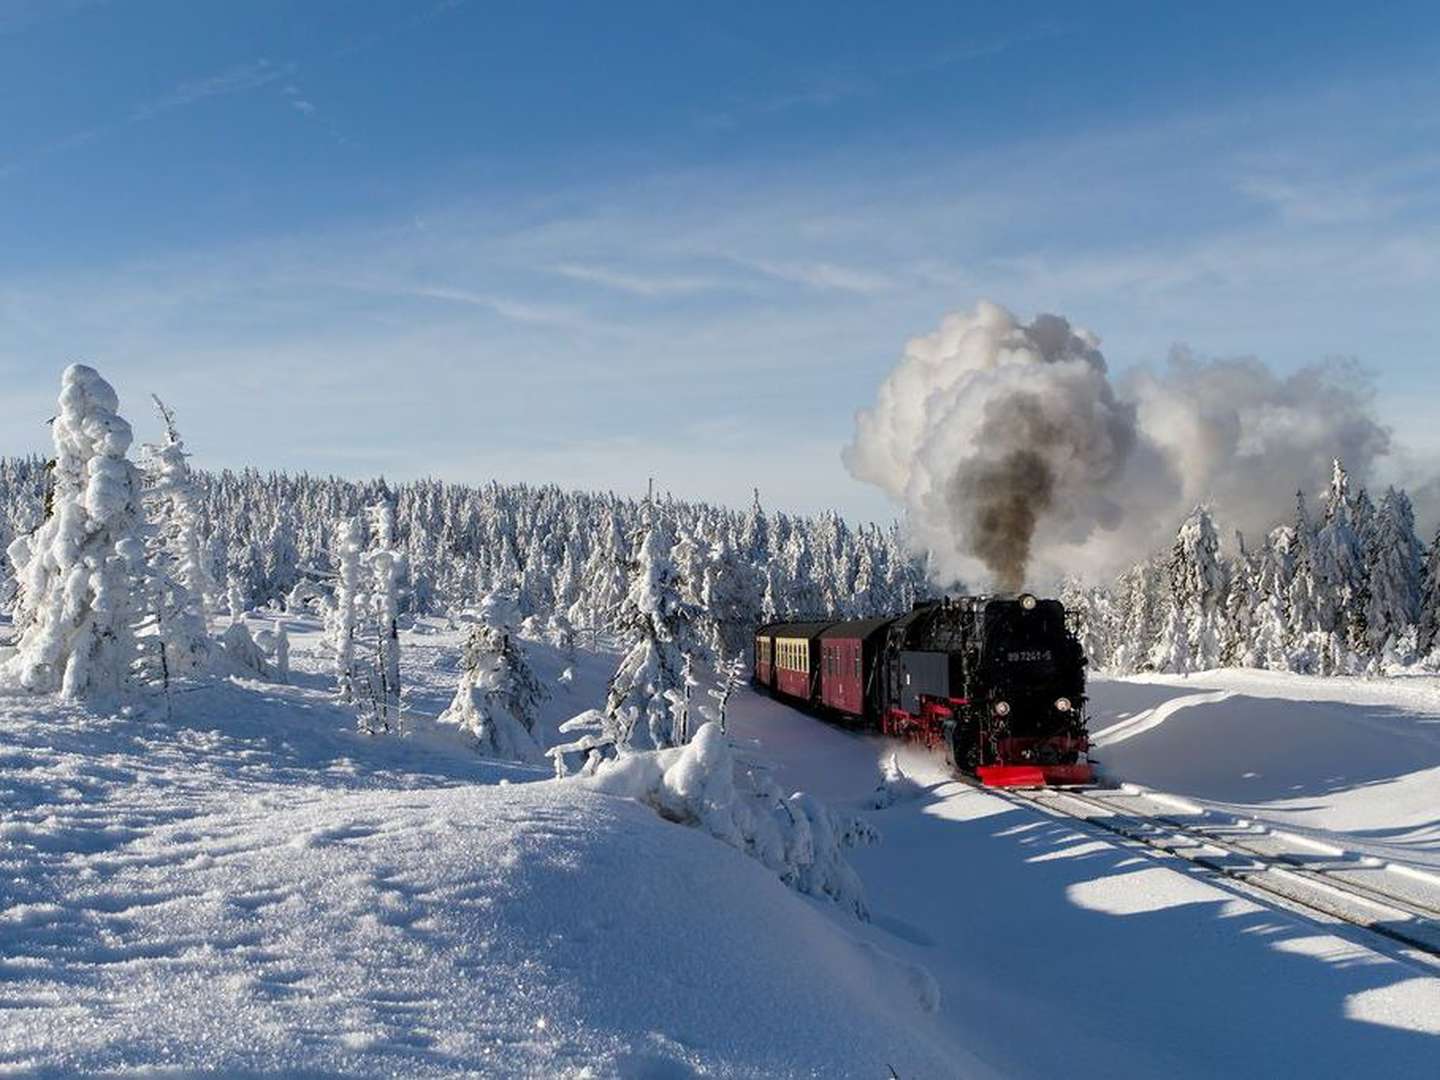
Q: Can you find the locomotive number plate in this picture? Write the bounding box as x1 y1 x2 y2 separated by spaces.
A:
1006 649 1053 663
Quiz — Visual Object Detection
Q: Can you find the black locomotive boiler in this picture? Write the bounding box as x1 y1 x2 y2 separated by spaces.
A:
753 595 1093 787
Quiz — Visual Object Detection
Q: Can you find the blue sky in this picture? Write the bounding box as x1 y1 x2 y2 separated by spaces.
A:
2 1 1439 521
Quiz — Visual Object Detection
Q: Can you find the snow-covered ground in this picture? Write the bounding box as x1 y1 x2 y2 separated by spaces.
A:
0 620 972 1078
1088 670 1440 871
4 626 1439 1077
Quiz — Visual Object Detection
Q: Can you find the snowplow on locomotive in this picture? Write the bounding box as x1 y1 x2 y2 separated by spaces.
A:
753 595 1094 787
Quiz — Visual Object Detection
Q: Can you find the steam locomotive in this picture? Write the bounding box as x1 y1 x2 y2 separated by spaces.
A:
753 595 1093 787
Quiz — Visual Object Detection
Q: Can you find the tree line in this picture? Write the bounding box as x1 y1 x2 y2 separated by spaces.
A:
1065 459 1440 675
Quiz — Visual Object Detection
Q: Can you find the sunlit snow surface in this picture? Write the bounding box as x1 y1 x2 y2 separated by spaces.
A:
2 622 1438 1077
1089 670 1440 870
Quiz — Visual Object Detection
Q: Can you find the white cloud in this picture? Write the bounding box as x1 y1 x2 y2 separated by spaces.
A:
550 263 724 297
128 60 287 122
737 258 899 295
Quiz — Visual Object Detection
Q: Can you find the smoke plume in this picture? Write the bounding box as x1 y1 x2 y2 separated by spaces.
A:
844 301 1393 589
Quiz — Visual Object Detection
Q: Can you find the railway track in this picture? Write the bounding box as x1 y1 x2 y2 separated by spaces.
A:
1000 783 1440 964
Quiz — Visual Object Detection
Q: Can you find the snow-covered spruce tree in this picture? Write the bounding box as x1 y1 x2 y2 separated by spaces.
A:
1420 524 1440 663
546 608 577 658
571 510 627 642
1220 535 1259 668
4 365 146 699
604 507 697 751
1350 486 1378 659
1150 506 1225 673
364 501 405 727
1311 460 1366 669
552 539 580 619
1364 487 1423 660
140 397 218 675
780 531 822 617
663 652 700 746
262 509 300 603
1108 557 1164 673
1060 578 1111 670
1251 525 1297 670
1285 489 1331 669
330 515 365 703
670 525 706 612
439 611 548 762
133 399 214 683
698 534 759 662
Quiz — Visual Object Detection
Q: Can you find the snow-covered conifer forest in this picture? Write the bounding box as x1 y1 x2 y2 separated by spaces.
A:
1063 462 1440 677
6 409 1440 684
0 436 931 674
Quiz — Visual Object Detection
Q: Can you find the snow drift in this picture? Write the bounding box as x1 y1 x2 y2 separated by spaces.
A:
0 678 963 1078
581 722 878 918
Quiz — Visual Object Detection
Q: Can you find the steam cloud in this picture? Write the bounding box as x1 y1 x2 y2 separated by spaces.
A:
844 300 1393 590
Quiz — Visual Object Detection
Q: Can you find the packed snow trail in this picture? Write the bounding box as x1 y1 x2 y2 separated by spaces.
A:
724 687 1440 1079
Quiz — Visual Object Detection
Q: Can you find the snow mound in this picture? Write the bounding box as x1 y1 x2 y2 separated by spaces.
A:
870 753 926 809
581 722 878 918
0 687 965 1078
1090 689 1234 747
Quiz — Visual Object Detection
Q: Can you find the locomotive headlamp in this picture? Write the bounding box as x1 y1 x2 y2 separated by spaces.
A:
1019 594 1038 611
1054 697 1073 713
993 700 1011 717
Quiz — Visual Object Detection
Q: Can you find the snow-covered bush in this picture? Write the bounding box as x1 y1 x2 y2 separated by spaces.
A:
285 579 327 615
701 654 746 734
252 621 291 683
220 619 274 680
547 708 612 778
439 620 548 762
4 365 146 700
870 754 924 810
581 722 878 918
545 610 576 659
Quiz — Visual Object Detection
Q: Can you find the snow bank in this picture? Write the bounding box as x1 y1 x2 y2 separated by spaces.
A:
0 683 965 1078
581 722 878 918
1089 670 1440 868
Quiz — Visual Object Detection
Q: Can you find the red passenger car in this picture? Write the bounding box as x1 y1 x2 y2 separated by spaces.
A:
817 618 892 718
755 621 833 705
